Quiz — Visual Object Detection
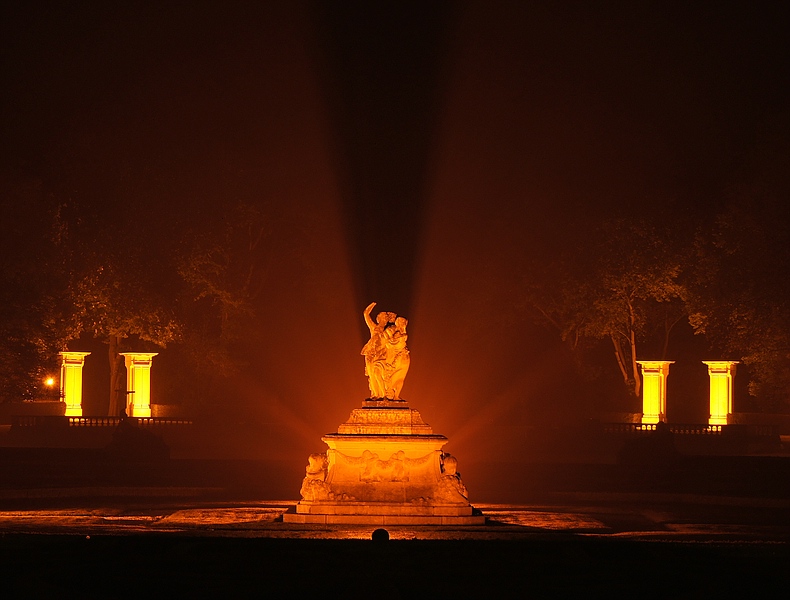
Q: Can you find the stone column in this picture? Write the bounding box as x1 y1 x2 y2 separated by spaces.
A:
120 353 158 418
703 361 738 426
59 352 91 417
637 361 673 424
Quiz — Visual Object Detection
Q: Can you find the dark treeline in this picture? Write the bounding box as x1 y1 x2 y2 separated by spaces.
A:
519 180 790 412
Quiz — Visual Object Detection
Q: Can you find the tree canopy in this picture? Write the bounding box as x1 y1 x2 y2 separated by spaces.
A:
522 217 688 400
522 195 790 413
0 180 72 400
0 169 272 413
687 195 790 411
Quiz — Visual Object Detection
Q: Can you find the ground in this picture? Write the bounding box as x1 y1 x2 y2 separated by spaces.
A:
1 434 789 597
0 493 788 598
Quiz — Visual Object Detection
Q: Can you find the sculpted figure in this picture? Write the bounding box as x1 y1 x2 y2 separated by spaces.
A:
361 302 410 400
436 453 469 503
359 450 410 483
361 303 388 398
299 453 331 502
385 316 410 400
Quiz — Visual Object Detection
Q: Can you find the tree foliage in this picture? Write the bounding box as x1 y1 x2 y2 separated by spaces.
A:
522 217 688 399
67 257 182 415
688 196 790 410
172 202 274 404
524 189 790 413
0 166 274 412
0 180 72 400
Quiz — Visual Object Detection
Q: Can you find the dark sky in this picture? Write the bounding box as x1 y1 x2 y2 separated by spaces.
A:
3 2 787 277
2 2 789 466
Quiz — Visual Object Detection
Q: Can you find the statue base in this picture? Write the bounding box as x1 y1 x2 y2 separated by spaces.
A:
283 399 485 525
284 504 483 525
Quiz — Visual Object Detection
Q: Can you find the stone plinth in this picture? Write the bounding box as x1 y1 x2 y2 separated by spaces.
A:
704 361 738 426
638 360 673 424
120 353 158 418
60 351 90 417
336 399 434 435
284 400 484 525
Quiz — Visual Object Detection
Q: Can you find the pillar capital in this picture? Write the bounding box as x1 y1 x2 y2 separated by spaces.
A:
59 351 91 363
637 360 674 373
120 352 159 364
702 360 739 373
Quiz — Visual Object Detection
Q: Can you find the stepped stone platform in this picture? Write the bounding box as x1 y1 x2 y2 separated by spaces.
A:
284 399 484 525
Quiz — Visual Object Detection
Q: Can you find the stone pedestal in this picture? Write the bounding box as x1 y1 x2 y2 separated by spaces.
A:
704 361 738 426
638 360 673 424
59 352 90 417
120 353 158 418
284 399 484 525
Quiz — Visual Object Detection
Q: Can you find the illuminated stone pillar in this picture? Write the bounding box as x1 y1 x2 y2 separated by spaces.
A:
59 352 91 417
120 353 158 418
637 360 673 424
704 361 738 426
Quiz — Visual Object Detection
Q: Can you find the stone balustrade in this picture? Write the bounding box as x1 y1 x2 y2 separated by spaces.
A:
11 415 192 428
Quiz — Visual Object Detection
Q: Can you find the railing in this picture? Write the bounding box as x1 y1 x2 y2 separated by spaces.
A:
601 422 777 436
603 423 721 434
10 415 69 428
11 416 192 428
68 417 121 427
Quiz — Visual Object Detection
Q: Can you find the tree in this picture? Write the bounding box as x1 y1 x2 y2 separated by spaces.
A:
66 258 181 415
688 196 790 411
0 179 73 401
1 165 280 413
522 217 688 399
175 202 274 403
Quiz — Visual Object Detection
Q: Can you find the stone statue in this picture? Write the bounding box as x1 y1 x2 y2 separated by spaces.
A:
436 453 469 502
361 302 410 400
299 453 331 502
286 306 483 523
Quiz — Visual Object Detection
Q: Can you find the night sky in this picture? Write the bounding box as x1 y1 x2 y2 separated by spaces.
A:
2 2 789 467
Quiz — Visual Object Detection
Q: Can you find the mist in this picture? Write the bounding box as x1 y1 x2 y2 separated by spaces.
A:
2 2 789 502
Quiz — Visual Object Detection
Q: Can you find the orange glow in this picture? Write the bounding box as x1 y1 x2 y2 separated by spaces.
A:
45 377 55 387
